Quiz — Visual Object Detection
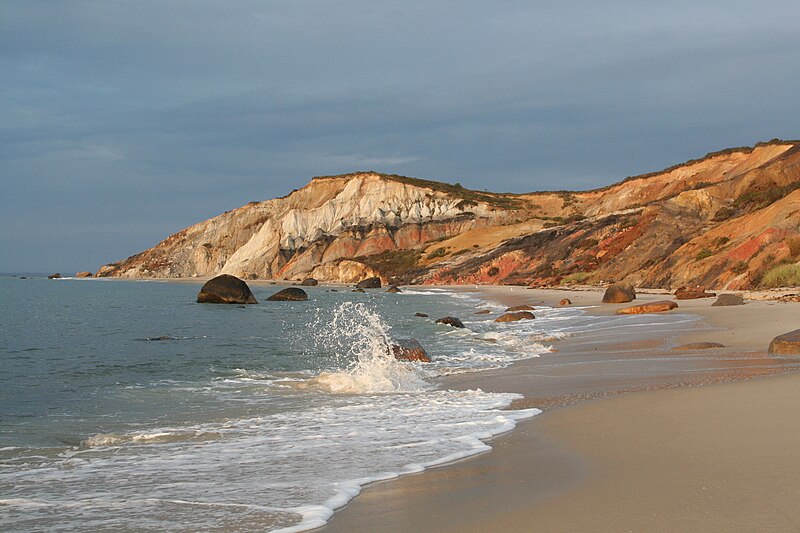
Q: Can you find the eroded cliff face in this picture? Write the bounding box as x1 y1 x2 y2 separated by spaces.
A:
98 141 800 290
96 173 518 281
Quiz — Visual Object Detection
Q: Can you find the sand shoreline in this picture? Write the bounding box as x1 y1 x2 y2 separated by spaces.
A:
321 287 800 532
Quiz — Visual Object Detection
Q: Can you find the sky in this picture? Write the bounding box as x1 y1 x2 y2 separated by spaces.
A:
2 1 800 273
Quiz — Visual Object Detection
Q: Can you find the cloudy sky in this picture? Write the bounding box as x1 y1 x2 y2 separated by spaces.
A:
2 1 799 272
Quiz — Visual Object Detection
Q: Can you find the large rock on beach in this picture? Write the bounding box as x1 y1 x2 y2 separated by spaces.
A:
266 287 308 301
197 274 258 304
560 298 572 306
356 277 382 289
674 286 716 300
768 329 800 355
300 278 318 286
712 294 744 306
75 271 93 278
495 311 535 323
48 273 62 279
435 316 465 328
391 339 431 362
602 282 636 303
673 342 725 350
615 300 678 315
505 304 535 312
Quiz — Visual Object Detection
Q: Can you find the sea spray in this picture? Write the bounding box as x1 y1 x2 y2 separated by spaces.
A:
310 301 432 393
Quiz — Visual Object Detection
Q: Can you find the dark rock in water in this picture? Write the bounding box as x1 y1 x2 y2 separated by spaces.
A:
269 281 277 285
768 329 800 355
386 285 402 293
673 342 725 350
474 309 491 315
435 316 465 328
352 288 366 293
330 289 338 292
505 304 534 312
414 312 429 317
674 286 716 300
495 311 535 322
48 273 62 279
75 271 93 278
356 277 382 289
197 274 258 304
391 339 431 362
266 287 308 301
712 294 744 306
20 276 27 279
146 335 176 341
301 278 318 286
602 282 636 303
560 298 572 306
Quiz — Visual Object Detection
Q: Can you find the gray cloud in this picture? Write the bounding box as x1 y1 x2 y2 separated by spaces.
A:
2 0 799 271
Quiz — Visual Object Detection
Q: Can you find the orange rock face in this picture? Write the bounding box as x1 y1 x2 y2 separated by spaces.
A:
615 300 678 314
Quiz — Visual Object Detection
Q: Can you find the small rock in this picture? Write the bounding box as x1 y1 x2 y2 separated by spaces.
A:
602 282 636 303
615 300 678 315
435 316 465 328
197 274 258 304
75 271 93 278
391 339 431 362
352 288 366 293
474 309 492 315
560 298 572 306
266 287 308 301
711 294 744 306
674 286 716 300
505 304 535 312
146 335 176 341
300 278 318 286
48 273 62 279
414 312 429 317
768 329 800 355
495 311 535 323
386 285 402 293
356 277 382 289
673 342 725 350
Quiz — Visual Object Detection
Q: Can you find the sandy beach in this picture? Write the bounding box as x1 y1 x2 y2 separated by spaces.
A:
321 287 800 532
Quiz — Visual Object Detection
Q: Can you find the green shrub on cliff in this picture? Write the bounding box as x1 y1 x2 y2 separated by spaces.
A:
760 263 800 288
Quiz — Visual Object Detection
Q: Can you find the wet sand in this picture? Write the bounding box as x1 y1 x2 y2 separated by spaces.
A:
321 288 800 532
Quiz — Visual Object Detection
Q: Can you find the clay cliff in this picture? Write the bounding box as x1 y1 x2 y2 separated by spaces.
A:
98 140 800 290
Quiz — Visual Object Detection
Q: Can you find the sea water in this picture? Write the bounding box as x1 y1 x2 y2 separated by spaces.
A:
0 277 697 531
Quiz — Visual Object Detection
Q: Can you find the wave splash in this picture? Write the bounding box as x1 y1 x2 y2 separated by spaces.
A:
311 302 431 394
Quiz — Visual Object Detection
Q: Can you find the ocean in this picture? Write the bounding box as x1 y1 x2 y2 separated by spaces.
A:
0 276 696 531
